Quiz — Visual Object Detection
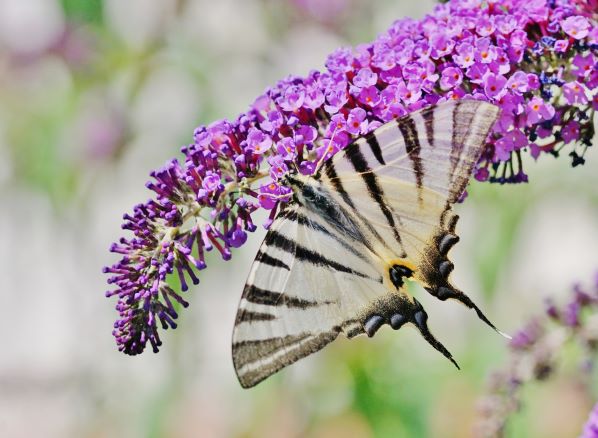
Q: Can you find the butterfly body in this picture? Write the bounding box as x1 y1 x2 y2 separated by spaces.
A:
233 100 501 388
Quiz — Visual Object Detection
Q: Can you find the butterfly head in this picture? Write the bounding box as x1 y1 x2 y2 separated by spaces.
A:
284 172 328 207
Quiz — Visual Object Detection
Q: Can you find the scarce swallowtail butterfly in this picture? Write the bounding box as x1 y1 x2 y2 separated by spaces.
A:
232 99 502 388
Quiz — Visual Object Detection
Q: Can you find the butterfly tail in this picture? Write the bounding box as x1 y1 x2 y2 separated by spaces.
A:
360 294 459 369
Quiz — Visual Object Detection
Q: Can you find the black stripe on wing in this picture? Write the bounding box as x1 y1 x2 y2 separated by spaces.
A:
243 284 323 308
236 310 276 323
420 104 436 148
324 160 355 209
282 208 371 264
255 250 291 271
344 144 406 256
233 331 340 388
397 115 424 201
266 231 378 281
450 100 475 184
365 134 385 165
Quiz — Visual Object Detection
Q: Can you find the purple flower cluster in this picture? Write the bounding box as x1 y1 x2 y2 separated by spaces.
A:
476 273 598 437
104 0 597 355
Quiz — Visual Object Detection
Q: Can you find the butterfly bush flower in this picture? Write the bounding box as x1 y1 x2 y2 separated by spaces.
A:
475 273 598 438
104 0 597 355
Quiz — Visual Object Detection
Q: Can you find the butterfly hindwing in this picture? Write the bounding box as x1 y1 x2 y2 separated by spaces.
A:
232 203 394 388
232 100 500 388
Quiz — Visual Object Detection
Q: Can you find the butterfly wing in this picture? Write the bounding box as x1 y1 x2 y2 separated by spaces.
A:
232 100 500 388
319 99 501 325
232 202 398 388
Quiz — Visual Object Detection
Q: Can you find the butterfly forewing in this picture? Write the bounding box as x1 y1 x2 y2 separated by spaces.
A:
232 100 500 388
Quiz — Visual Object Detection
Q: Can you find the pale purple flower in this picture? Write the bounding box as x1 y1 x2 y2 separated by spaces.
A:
495 15 517 35
475 37 498 64
261 110 284 133
430 32 456 58
467 63 490 84
440 66 463 90
506 71 529 94
357 85 382 107
353 67 378 88
278 85 306 112
476 17 496 37
492 47 511 75
371 44 396 71
494 129 528 160
202 173 222 192
397 80 422 105
346 107 368 135
526 97 555 125
328 113 347 134
527 73 541 90
304 80 326 109
276 137 296 160
484 72 508 100
573 53 595 78
562 15 591 40
325 47 354 73
380 85 407 118
563 81 589 105
258 182 279 210
324 87 349 114
562 121 581 144
247 128 272 155
554 39 569 53
295 124 318 146
268 155 288 180
453 43 476 68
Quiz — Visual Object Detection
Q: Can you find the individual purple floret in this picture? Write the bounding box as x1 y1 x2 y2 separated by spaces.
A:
104 0 598 355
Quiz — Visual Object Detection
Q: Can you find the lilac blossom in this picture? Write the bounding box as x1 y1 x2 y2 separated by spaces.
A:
475 274 598 438
104 0 598 355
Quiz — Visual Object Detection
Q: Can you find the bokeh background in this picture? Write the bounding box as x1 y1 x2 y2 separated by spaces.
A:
0 0 596 437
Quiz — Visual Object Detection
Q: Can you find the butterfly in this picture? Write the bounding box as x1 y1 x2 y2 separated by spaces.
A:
232 99 502 388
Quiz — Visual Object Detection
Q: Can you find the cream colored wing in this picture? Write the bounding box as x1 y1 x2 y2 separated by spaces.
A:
232 100 502 389
232 201 456 388
319 99 501 327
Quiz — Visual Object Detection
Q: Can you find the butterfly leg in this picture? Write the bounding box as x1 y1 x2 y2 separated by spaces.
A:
360 294 459 369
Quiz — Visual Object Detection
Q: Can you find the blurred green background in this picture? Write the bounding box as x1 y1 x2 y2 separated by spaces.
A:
0 0 596 437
